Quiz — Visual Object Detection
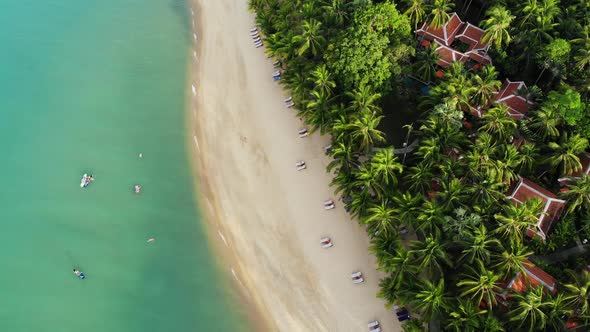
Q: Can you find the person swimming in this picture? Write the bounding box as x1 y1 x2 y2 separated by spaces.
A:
73 269 85 279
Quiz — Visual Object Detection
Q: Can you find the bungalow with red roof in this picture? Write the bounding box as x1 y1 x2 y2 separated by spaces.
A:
559 153 590 185
506 176 567 241
497 259 557 301
415 13 492 69
471 79 534 119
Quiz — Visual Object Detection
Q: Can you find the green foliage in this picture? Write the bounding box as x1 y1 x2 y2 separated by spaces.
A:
543 86 586 127
324 2 412 92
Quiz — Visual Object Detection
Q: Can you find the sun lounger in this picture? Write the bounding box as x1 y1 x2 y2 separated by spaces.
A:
398 314 411 322
272 70 281 77
352 271 362 278
298 128 309 138
296 165 307 171
286 101 295 108
296 161 306 171
353 277 364 284
255 42 263 48
253 37 261 43
370 328 382 332
324 144 332 154
273 76 280 81
368 321 379 329
284 96 292 103
250 31 259 36
396 308 408 317
249 27 258 33
320 237 333 248
273 61 281 68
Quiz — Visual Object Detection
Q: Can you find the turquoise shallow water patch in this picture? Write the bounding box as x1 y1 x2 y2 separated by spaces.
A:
0 0 247 330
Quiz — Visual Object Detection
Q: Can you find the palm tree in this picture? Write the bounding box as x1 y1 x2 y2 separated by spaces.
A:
404 0 427 30
516 142 539 174
446 299 487 331
527 106 561 139
347 110 386 154
492 240 534 279
465 173 505 212
363 198 397 238
429 0 454 30
413 42 440 83
437 177 468 211
347 188 373 219
321 0 351 27
481 6 515 50
471 65 501 108
480 104 517 142
308 64 336 96
410 236 451 275
563 269 590 318
304 89 334 134
442 207 481 241
416 200 444 237
392 192 423 227
346 85 382 115
405 161 434 195
411 278 451 321
292 19 325 57
494 198 543 243
330 168 355 199
460 224 501 265
508 286 551 332
457 260 503 309
379 247 418 289
544 133 589 176
561 176 590 213
370 148 403 189
326 140 360 174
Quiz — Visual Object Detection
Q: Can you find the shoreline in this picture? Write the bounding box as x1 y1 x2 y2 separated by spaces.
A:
186 0 401 331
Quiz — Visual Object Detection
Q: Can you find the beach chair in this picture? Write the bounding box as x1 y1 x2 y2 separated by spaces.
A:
273 61 281 68
369 328 381 332
249 27 258 33
323 144 333 154
324 200 335 210
352 271 364 283
253 37 261 43
285 101 295 108
398 314 411 322
298 128 309 138
284 96 292 103
320 237 333 248
250 31 259 37
368 321 380 329
296 161 306 171
255 42 264 48
272 70 281 77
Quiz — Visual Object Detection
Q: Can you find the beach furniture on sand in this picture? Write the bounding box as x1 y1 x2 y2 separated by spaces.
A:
285 101 295 108
255 42 264 48
272 70 281 77
324 199 335 210
251 31 259 37
250 27 258 33
253 37 261 43
320 237 333 248
284 96 292 103
273 60 281 68
298 128 309 138
370 328 382 332
368 321 380 329
352 271 364 284
324 144 333 154
398 314 411 322
296 161 307 171
273 75 280 81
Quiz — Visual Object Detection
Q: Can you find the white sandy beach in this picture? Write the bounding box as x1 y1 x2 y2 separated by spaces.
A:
188 0 402 331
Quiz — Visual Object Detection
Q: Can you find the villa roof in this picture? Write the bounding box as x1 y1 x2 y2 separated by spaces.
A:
416 13 492 69
505 259 557 296
506 176 566 240
415 13 464 47
495 80 533 119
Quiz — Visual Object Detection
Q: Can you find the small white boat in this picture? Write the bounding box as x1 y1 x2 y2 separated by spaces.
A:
134 184 142 194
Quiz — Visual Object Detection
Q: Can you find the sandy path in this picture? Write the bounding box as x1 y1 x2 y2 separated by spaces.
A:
188 0 401 331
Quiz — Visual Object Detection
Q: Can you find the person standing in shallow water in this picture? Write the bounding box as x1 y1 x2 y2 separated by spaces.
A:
73 269 85 279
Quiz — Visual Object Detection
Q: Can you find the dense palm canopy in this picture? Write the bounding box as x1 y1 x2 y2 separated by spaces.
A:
249 0 590 329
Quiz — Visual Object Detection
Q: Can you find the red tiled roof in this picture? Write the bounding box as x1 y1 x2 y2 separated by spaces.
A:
506 176 566 240
508 259 557 295
435 44 468 68
415 13 464 47
494 80 532 119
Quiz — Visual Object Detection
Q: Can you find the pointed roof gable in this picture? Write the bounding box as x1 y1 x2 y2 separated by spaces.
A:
503 259 557 297
494 80 533 119
506 176 566 240
415 13 464 47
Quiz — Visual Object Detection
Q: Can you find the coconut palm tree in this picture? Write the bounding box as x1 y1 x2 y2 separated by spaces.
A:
321 0 351 27
416 200 444 238
429 0 454 30
370 147 403 189
508 286 551 332
480 104 518 142
308 64 336 96
460 224 501 265
481 6 515 50
347 187 373 219
411 278 451 321
292 19 325 57
563 269 590 322
544 133 589 176
404 0 427 30
326 140 360 174
346 85 382 115
445 299 488 331
346 110 386 154
410 235 451 275
457 260 503 309
544 293 571 331
405 161 435 194
413 42 440 83
471 66 501 108
494 198 543 243
437 177 468 211
303 89 334 134
561 176 590 213
492 240 534 279
527 106 562 139
516 142 539 174
363 198 397 238
442 207 481 241
330 168 356 199
380 247 418 289
392 192 423 228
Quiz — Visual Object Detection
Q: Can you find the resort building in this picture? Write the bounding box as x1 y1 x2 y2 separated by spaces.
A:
498 259 558 301
506 176 567 241
471 79 533 119
415 12 492 69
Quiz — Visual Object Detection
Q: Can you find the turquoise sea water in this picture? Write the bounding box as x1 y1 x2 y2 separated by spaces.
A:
0 0 248 330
